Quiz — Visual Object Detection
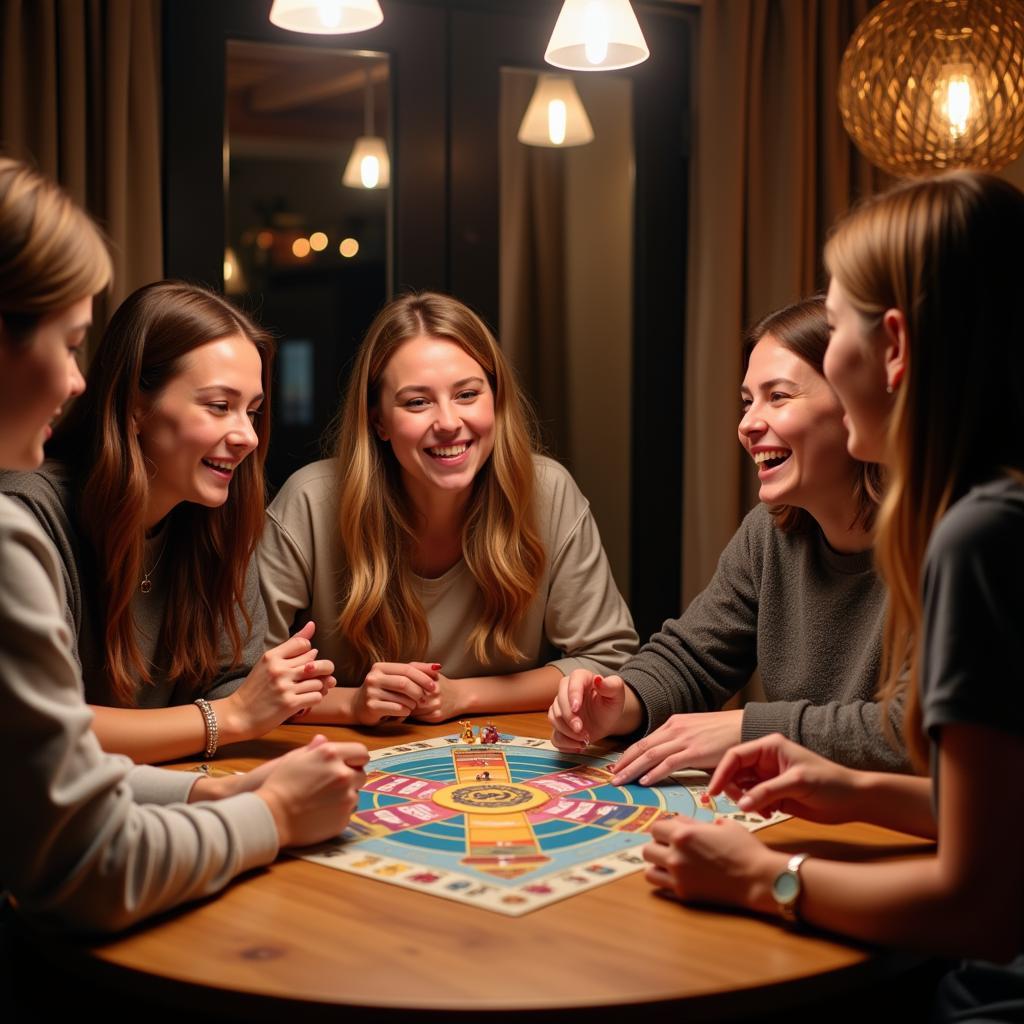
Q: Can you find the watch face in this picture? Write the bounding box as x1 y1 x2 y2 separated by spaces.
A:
773 871 799 903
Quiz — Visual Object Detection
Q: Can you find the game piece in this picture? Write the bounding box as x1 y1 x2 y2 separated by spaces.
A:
481 722 501 744
299 733 785 917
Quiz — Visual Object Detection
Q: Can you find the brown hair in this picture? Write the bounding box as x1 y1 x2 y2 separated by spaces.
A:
743 295 882 534
0 156 111 340
51 281 274 706
824 171 1024 769
330 291 545 677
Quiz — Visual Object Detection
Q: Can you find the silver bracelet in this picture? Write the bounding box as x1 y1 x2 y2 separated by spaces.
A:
194 698 219 759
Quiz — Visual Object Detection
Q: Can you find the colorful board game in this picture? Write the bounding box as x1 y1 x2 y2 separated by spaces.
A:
298 733 784 916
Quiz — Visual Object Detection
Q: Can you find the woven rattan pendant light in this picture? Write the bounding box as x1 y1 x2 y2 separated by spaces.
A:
839 0 1024 177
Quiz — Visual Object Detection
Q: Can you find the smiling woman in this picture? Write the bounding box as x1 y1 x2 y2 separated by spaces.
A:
259 291 638 725
548 296 906 778
1 281 338 763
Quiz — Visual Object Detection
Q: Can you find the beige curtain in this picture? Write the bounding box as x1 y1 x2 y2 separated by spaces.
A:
0 0 163 337
682 0 886 602
499 70 571 460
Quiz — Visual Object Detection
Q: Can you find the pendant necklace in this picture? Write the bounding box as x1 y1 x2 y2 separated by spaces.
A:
141 538 167 594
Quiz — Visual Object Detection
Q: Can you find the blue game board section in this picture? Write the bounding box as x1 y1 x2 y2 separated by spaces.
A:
341 738 732 887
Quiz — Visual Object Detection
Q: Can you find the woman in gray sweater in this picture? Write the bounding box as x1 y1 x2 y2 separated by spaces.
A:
0 157 366 931
549 296 907 777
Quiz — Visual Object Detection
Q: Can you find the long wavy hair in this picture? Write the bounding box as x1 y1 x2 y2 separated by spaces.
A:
824 171 1024 769
50 281 274 706
331 292 544 677
0 156 111 341
743 295 882 535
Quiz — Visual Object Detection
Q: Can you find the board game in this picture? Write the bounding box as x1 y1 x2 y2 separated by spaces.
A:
298 731 785 916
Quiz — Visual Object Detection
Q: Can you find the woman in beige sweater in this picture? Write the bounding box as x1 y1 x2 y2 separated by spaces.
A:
260 292 638 725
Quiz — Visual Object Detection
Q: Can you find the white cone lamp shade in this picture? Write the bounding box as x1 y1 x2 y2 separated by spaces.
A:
269 0 383 35
343 136 391 188
518 75 594 148
545 0 649 71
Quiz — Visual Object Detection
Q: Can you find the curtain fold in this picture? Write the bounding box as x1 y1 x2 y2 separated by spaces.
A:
682 0 885 603
0 0 163 337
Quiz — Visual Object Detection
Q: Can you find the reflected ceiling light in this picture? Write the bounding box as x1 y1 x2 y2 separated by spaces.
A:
518 75 594 147
343 68 390 188
223 247 245 294
268 0 383 35
839 0 1024 176
545 0 649 71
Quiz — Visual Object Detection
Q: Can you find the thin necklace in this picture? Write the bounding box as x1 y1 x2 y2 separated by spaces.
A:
141 537 167 594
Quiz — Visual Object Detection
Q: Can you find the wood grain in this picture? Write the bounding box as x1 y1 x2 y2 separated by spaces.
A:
69 714 931 1016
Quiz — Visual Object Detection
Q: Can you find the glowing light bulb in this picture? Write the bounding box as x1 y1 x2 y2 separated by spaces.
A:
318 0 342 28
547 99 568 145
223 259 233 281
339 237 359 258
292 237 311 258
309 231 329 252
360 154 380 189
584 1 610 65
946 74 972 139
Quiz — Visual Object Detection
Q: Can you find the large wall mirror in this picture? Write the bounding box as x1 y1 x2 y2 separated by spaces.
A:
225 40 391 487
499 68 634 599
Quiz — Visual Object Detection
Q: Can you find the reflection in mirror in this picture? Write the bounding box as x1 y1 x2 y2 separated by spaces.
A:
500 68 634 599
226 40 390 487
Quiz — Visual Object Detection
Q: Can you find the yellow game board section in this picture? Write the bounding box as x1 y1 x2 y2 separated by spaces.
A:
446 746 552 880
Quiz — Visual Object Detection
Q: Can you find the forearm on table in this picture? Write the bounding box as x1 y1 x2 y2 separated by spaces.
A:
286 684 358 724
457 666 563 715
89 699 253 764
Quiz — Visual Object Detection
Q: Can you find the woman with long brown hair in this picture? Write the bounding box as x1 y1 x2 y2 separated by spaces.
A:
642 172 1024 1021
259 291 637 723
0 155 366 931
548 296 902 776
3 280 337 763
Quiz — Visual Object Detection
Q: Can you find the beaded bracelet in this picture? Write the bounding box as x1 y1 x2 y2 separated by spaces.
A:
194 697 219 759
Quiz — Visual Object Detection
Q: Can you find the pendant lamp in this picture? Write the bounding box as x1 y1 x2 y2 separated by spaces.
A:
544 0 649 71
343 69 390 188
269 0 383 35
518 75 594 147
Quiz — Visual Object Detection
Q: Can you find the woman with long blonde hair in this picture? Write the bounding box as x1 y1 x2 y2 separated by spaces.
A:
0 156 366 932
260 291 636 723
640 172 1024 1021
3 280 337 764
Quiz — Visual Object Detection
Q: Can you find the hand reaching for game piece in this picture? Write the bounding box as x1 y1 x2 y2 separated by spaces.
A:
610 709 744 785
410 669 465 723
220 621 336 739
352 661 439 725
254 734 369 848
548 670 628 752
708 732 863 824
642 816 782 912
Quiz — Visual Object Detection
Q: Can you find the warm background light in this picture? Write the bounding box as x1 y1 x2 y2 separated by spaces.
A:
292 237 311 258
339 237 359 258
309 231 329 251
256 230 274 250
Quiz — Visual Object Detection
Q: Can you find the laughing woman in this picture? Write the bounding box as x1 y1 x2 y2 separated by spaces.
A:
0 156 366 931
2 281 336 763
645 172 1024 1023
259 291 637 725
548 296 906 776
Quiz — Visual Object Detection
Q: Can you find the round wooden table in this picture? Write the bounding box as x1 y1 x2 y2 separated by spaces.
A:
63 714 933 1020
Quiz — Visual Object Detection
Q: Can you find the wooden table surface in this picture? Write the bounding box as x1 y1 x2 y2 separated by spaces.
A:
68 713 933 1020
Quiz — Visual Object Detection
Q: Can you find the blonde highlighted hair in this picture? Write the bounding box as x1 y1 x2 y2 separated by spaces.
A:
824 171 1024 770
331 292 545 677
0 156 111 338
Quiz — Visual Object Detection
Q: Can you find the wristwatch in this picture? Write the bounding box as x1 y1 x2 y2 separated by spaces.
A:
771 852 809 922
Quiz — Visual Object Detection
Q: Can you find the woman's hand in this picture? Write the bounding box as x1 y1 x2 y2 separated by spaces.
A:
220 622 336 741
352 661 439 725
642 817 782 912
708 733 865 824
410 670 465 723
548 671 627 752
610 709 744 784
254 735 370 848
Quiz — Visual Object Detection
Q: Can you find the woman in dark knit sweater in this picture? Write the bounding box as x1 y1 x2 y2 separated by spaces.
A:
549 296 907 776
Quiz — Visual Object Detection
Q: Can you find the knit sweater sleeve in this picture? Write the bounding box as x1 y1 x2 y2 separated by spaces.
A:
619 510 761 733
0 496 279 933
